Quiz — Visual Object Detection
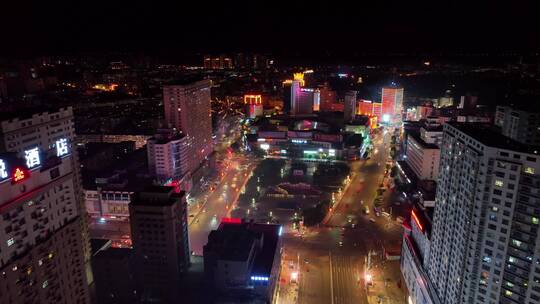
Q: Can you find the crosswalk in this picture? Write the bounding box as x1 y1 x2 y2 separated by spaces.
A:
330 254 364 304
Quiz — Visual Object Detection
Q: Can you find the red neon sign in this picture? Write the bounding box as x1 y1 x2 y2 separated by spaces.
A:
221 217 242 224
11 167 28 184
411 210 423 231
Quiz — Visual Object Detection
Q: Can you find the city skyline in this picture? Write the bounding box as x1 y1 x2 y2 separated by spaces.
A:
2 3 540 304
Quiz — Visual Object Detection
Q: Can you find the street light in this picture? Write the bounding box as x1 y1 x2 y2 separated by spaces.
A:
291 272 298 283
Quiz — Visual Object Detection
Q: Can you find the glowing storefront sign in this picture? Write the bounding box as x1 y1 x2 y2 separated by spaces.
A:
260 143 270 150
56 138 69 157
328 149 336 157
291 139 307 144
24 147 41 168
0 159 7 179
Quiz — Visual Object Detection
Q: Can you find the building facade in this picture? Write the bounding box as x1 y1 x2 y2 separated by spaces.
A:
344 90 357 122
405 132 440 181
163 80 213 174
381 86 404 123
426 123 540 304
204 220 282 303
129 186 190 303
0 107 90 304
495 105 540 146
147 132 190 183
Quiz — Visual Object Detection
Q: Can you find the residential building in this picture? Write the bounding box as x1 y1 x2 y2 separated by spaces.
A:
129 186 190 303
204 219 282 303
425 123 540 304
0 107 90 304
495 105 540 146
163 80 213 174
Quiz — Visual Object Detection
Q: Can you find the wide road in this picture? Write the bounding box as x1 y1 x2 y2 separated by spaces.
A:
188 152 257 255
279 128 404 304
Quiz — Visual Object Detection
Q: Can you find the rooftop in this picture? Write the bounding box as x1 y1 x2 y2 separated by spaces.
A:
94 247 134 260
130 186 186 207
447 122 539 154
205 225 261 261
0 105 72 122
204 221 281 276
408 132 439 149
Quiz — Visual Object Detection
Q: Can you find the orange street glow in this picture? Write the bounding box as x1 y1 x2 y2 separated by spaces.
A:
411 210 423 231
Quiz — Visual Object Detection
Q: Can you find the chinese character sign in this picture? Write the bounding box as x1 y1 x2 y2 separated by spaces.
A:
0 159 7 179
56 138 69 157
25 147 41 168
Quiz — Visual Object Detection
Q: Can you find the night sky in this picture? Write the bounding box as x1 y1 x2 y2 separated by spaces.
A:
4 1 539 59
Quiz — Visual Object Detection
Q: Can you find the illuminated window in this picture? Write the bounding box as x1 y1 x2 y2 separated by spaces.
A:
512 239 522 247
7 238 14 247
533 217 539 225
495 180 504 187
506 281 514 288
42 280 48 288
508 257 516 263
505 290 513 296
525 167 535 174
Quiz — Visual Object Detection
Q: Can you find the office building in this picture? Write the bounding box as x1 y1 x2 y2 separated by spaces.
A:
203 55 233 69
0 107 90 304
146 130 190 183
344 90 357 122
405 132 440 181
130 186 190 303
495 105 540 146
282 81 293 114
381 86 404 123
204 219 282 303
372 102 383 121
163 80 213 174
313 89 321 112
294 88 316 115
358 99 373 116
423 123 540 304
92 247 138 304
458 95 478 111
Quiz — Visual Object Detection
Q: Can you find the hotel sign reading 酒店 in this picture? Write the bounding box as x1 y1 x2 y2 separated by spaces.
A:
0 138 70 184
